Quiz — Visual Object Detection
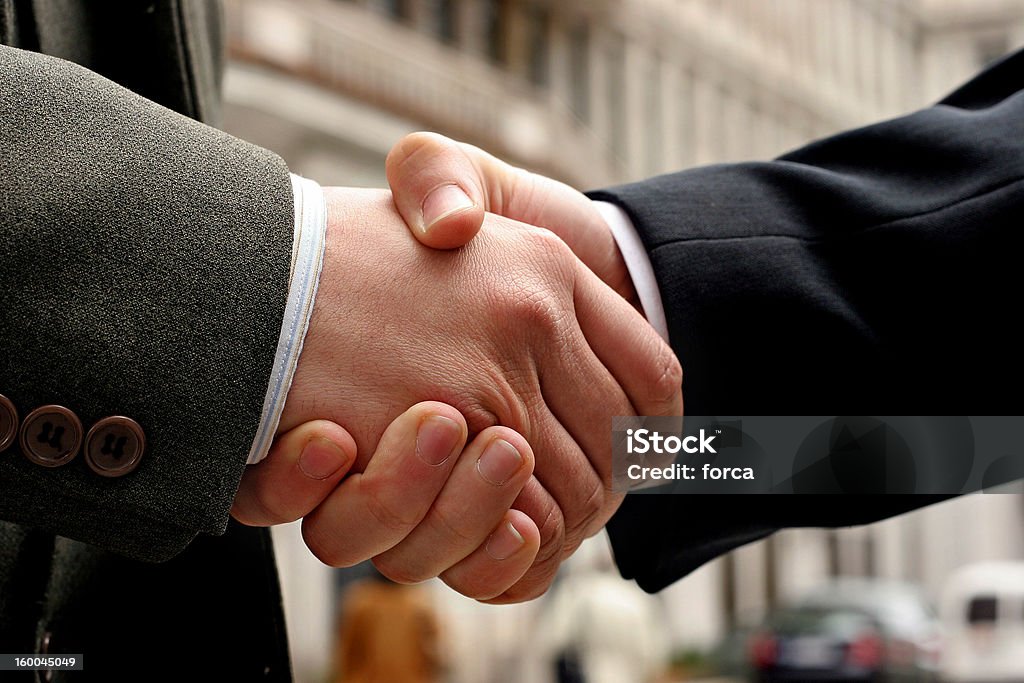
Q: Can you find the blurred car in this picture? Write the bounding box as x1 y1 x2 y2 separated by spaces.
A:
748 578 942 682
939 561 1024 683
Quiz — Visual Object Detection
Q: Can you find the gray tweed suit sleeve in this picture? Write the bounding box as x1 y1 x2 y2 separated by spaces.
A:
0 44 294 561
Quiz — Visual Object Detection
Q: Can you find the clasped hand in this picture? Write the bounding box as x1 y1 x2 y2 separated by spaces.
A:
232 136 682 604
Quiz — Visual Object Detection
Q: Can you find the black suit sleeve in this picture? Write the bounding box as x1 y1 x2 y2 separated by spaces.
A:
0 45 294 561
595 49 1024 592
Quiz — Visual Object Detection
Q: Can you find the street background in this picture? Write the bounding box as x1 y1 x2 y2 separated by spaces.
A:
219 1 1024 681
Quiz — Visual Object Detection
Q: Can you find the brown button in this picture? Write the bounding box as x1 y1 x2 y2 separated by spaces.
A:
84 416 146 477
19 405 83 468
0 394 17 452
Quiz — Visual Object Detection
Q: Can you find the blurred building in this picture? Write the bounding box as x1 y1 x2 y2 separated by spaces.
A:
220 1 1024 681
223 0 1024 186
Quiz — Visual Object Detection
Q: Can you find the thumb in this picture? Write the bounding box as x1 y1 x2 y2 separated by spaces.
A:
385 131 488 249
232 420 356 526
386 134 630 301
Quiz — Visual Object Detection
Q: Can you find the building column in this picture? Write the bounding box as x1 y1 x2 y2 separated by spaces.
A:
503 0 532 78
548 14 572 108
690 70 718 165
623 37 649 178
659 53 683 174
835 0 857 103
455 0 487 56
774 529 832 604
732 540 770 626
874 515 908 580
406 0 433 34
587 23 613 173
662 560 728 650
676 65 696 168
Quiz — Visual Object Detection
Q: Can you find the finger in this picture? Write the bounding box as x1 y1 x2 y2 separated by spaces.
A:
573 261 684 422
232 420 357 526
373 426 534 584
385 132 486 249
301 402 468 567
440 510 541 602
528 398 612 555
482 476 567 603
528 262 634 539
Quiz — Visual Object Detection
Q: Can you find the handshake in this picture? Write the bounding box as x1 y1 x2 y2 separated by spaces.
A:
231 133 683 604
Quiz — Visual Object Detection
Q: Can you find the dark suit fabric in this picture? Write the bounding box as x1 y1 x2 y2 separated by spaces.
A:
599 49 1024 593
1 1 293 679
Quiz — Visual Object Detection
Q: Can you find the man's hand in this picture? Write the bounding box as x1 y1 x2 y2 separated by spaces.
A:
278 188 681 601
233 403 541 601
385 132 634 304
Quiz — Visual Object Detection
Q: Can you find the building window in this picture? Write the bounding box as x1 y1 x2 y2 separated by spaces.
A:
568 23 590 123
441 0 458 45
527 4 551 87
417 0 457 44
366 0 410 22
484 0 509 66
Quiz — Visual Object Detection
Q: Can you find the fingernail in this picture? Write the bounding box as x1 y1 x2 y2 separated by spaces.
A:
476 438 523 486
299 436 348 480
486 520 526 560
416 415 462 466
421 184 474 231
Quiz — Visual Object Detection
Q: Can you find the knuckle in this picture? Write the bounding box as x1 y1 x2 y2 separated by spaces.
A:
301 521 347 568
564 482 605 547
238 484 288 527
229 505 260 528
361 478 420 534
430 505 478 547
506 283 568 339
483 253 573 342
254 502 288 528
649 347 684 413
524 225 571 259
388 131 445 170
524 225 563 251
443 575 498 603
533 501 566 565
582 481 606 520
372 555 430 585
522 228 577 278
459 401 500 437
496 567 557 604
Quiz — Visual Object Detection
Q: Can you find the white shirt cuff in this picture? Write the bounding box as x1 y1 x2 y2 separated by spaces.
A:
592 200 670 343
246 174 327 465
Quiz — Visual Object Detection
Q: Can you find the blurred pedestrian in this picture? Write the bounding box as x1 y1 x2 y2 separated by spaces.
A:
536 541 669 683
332 571 444 683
